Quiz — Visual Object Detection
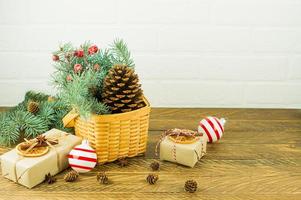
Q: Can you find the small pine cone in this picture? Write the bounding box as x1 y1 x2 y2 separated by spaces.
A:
44 173 56 184
64 170 79 182
118 158 128 167
27 101 39 114
184 180 198 193
146 174 159 185
150 161 160 171
97 172 109 184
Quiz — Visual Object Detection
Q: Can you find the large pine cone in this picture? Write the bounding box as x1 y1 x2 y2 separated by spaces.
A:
102 64 144 113
184 180 198 193
27 101 39 114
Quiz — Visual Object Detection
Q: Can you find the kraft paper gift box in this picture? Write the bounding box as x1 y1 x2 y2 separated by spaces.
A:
1 129 82 188
159 135 207 167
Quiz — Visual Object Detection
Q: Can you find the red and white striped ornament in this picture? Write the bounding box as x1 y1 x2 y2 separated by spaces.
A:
198 117 226 143
68 140 97 173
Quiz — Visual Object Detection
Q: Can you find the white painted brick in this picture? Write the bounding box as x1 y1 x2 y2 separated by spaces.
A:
199 56 288 81
0 0 117 25
117 0 210 24
0 52 53 79
141 80 244 107
0 0 301 108
0 25 71 52
135 55 288 81
245 83 301 107
158 27 251 53
288 56 301 80
213 0 301 26
135 55 202 80
251 28 301 53
27 0 118 24
0 81 55 106
113 26 158 53
0 25 157 52
0 0 30 24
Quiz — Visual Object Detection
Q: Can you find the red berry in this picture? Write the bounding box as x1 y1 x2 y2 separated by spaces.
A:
88 45 99 55
52 55 59 61
74 64 82 73
74 50 84 57
66 75 72 81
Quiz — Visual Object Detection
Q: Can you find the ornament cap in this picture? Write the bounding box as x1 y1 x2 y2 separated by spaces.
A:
82 139 90 146
219 118 226 127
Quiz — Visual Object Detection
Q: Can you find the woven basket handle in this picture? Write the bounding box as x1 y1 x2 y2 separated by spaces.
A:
62 109 79 128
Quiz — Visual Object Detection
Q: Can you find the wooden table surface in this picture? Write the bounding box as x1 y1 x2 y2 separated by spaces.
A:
0 108 300 200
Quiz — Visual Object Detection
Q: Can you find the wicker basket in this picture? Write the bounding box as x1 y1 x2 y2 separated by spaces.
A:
63 97 151 164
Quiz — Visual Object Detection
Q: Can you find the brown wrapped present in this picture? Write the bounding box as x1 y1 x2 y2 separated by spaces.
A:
1 129 82 188
158 128 207 167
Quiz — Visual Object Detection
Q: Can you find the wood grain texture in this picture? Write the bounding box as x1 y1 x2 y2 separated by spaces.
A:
0 108 300 200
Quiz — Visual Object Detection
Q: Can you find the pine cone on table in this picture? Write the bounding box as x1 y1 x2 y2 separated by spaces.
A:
27 101 39 114
102 64 144 113
184 180 198 193
97 172 109 184
146 174 159 185
64 170 79 182
150 161 160 171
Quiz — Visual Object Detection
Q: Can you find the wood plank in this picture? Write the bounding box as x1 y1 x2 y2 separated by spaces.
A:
0 167 299 195
144 130 301 159
146 130 301 145
147 143 301 160
150 118 301 131
0 193 300 200
150 108 301 121
0 108 300 200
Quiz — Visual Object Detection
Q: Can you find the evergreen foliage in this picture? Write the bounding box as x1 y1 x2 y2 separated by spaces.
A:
0 91 72 146
110 39 135 68
52 39 135 117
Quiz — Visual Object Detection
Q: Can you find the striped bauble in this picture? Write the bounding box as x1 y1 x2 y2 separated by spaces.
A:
68 140 97 173
198 117 226 143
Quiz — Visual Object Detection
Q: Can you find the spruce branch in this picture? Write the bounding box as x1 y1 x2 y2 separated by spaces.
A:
23 112 49 138
0 113 20 146
110 39 135 68
37 101 56 126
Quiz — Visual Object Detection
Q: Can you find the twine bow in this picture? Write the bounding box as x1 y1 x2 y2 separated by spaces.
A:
155 128 201 157
19 135 59 154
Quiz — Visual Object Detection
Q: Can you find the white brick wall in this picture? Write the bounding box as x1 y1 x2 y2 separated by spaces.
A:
0 0 301 108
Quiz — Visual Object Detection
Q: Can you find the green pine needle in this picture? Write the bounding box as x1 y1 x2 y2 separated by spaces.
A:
0 91 74 146
24 90 49 103
0 112 20 146
23 112 49 138
37 101 56 126
110 39 135 68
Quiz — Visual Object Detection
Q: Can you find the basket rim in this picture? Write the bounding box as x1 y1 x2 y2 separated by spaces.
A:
89 96 151 120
